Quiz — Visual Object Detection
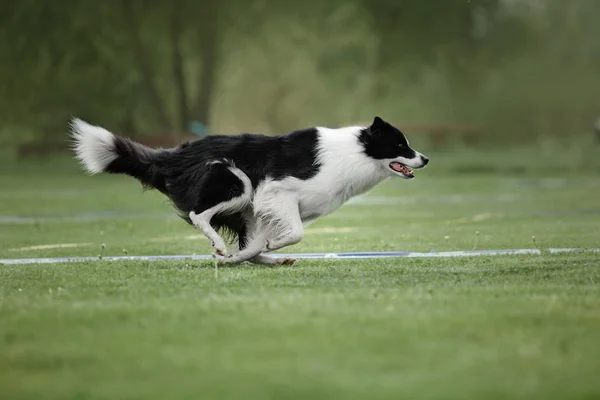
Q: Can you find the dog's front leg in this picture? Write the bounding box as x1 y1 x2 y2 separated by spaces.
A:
224 225 297 265
224 189 303 264
229 216 296 266
221 229 266 264
261 197 304 253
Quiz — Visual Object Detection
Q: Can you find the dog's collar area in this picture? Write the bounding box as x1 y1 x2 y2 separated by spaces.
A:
389 162 414 178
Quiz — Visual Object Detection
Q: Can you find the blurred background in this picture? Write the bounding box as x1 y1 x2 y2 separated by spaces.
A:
2 3 600 396
0 0 599 166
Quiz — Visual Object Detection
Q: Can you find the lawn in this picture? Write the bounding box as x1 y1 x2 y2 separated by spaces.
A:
1 147 599 399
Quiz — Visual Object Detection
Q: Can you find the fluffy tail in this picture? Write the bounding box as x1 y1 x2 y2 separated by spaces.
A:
70 118 167 192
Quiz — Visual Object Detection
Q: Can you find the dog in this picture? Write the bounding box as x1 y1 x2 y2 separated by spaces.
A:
71 116 429 265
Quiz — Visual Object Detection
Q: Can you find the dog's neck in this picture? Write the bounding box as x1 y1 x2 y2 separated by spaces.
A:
316 126 389 200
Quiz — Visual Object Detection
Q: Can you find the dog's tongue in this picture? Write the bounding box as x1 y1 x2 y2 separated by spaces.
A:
390 162 414 177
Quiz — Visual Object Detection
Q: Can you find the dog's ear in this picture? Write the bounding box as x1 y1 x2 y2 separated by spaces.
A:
368 116 385 135
371 116 385 127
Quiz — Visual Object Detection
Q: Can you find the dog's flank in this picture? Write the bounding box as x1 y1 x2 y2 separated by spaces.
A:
70 116 429 265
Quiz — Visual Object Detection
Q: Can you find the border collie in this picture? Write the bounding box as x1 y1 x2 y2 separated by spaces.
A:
71 116 429 265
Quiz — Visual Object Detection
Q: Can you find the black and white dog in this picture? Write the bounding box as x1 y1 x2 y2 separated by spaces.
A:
71 116 429 265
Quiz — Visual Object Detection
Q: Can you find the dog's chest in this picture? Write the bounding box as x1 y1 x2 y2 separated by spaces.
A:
295 171 383 221
297 189 348 220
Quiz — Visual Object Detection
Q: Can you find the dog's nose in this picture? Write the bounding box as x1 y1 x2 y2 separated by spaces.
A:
421 155 429 166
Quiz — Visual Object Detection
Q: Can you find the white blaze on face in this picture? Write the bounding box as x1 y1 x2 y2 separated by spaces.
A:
394 152 426 169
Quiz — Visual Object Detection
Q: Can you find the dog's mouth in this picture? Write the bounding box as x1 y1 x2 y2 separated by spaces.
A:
389 162 414 178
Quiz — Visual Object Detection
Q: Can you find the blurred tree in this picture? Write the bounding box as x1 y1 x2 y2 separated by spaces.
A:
193 0 222 132
361 0 500 69
0 0 233 146
0 0 597 150
121 0 173 132
0 0 138 146
170 0 190 133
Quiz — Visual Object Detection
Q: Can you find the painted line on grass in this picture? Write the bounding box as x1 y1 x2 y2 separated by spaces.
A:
7 243 94 252
0 211 176 225
1 248 598 266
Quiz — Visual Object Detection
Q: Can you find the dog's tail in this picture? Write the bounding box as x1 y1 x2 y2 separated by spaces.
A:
70 118 168 192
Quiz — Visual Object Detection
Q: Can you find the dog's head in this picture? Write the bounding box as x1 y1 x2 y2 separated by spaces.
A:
359 116 429 179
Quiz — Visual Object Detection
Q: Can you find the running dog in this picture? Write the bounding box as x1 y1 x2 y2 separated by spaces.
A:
71 116 429 265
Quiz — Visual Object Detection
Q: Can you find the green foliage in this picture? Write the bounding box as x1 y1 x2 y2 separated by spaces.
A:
363 0 501 68
0 0 598 148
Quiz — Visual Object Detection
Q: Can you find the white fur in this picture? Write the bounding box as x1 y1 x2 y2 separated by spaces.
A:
392 151 427 169
70 118 118 174
261 191 304 252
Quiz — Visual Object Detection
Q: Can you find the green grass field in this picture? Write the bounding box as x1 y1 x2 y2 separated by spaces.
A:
1 147 600 399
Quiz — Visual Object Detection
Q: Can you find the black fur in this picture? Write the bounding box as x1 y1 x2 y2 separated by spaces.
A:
359 116 418 161
105 137 169 192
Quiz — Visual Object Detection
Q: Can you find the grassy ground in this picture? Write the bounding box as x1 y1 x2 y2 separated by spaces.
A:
1 147 600 399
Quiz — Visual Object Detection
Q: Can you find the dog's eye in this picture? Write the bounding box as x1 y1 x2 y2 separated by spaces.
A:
398 144 405 148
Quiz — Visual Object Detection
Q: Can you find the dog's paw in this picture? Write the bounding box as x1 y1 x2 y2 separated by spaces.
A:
275 257 296 266
215 248 227 257
219 255 245 265
211 240 228 257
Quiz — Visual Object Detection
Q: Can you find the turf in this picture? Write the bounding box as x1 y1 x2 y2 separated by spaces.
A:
1 150 600 399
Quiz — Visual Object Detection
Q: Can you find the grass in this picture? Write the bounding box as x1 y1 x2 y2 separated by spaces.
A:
1 147 600 399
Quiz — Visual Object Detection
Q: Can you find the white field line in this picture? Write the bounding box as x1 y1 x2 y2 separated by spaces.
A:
8 242 94 252
1 248 598 266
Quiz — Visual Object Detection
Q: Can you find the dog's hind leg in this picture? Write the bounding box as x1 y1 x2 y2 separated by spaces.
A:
188 161 252 257
189 211 229 256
